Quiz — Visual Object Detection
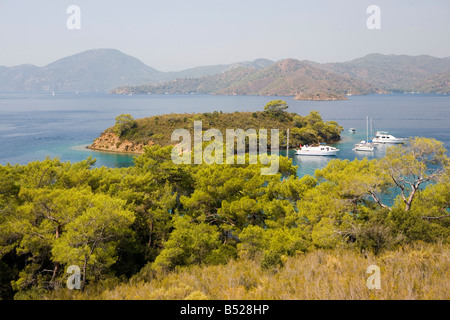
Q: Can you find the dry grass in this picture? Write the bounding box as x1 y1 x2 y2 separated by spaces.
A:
49 243 449 300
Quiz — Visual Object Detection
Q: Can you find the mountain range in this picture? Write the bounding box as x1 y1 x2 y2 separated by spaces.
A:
1 49 449 97
113 58 377 100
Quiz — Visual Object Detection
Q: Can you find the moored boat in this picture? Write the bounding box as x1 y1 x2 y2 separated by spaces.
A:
295 144 339 156
353 141 375 152
353 116 376 151
372 131 405 144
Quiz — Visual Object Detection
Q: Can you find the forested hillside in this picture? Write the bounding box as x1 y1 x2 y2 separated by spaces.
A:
112 59 378 100
0 135 449 300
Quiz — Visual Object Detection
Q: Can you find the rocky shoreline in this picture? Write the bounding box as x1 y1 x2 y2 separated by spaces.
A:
87 132 151 154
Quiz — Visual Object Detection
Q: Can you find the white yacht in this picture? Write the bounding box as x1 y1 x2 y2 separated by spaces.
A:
372 131 405 144
295 144 340 156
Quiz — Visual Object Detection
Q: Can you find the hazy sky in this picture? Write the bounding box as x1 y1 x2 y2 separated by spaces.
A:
1 0 449 71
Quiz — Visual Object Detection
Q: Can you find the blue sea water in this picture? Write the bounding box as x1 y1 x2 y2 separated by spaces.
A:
0 93 449 179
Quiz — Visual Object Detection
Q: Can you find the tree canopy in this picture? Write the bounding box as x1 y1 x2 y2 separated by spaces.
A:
263 100 289 119
114 114 137 137
0 133 448 299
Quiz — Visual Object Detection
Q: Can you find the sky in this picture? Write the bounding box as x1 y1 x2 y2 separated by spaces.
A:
0 0 449 71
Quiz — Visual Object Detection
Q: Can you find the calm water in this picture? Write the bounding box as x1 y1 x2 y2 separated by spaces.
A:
0 93 449 178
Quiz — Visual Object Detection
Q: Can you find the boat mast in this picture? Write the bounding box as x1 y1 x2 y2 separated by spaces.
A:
366 116 369 142
370 117 373 140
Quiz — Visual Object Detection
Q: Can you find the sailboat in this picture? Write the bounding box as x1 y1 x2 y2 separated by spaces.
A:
353 116 375 152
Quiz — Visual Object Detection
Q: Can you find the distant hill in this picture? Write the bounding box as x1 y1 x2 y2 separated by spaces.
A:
163 58 274 80
219 59 377 97
0 64 45 92
0 49 163 93
224 58 275 72
0 49 273 93
112 67 260 95
43 49 163 92
319 53 450 93
412 71 450 94
113 58 379 100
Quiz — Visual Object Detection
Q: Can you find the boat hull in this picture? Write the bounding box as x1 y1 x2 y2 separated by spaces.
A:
295 150 339 156
353 141 375 151
372 139 404 144
353 146 374 151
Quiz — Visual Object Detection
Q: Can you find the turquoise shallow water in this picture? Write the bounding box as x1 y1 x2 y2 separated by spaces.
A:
0 93 449 180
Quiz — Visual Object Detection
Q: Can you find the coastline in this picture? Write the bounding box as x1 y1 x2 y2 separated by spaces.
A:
85 145 144 155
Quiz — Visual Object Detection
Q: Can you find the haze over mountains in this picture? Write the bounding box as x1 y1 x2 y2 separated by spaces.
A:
114 58 377 100
0 48 449 97
0 49 274 93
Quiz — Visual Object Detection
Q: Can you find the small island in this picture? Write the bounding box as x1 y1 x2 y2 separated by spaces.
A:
294 92 349 101
88 101 343 154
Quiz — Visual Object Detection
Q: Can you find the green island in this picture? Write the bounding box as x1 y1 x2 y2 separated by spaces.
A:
88 100 342 154
0 102 449 300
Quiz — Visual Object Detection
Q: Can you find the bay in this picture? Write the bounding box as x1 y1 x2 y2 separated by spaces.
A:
0 93 449 179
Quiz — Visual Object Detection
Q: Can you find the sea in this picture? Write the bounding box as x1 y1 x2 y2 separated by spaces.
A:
0 93 449 179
